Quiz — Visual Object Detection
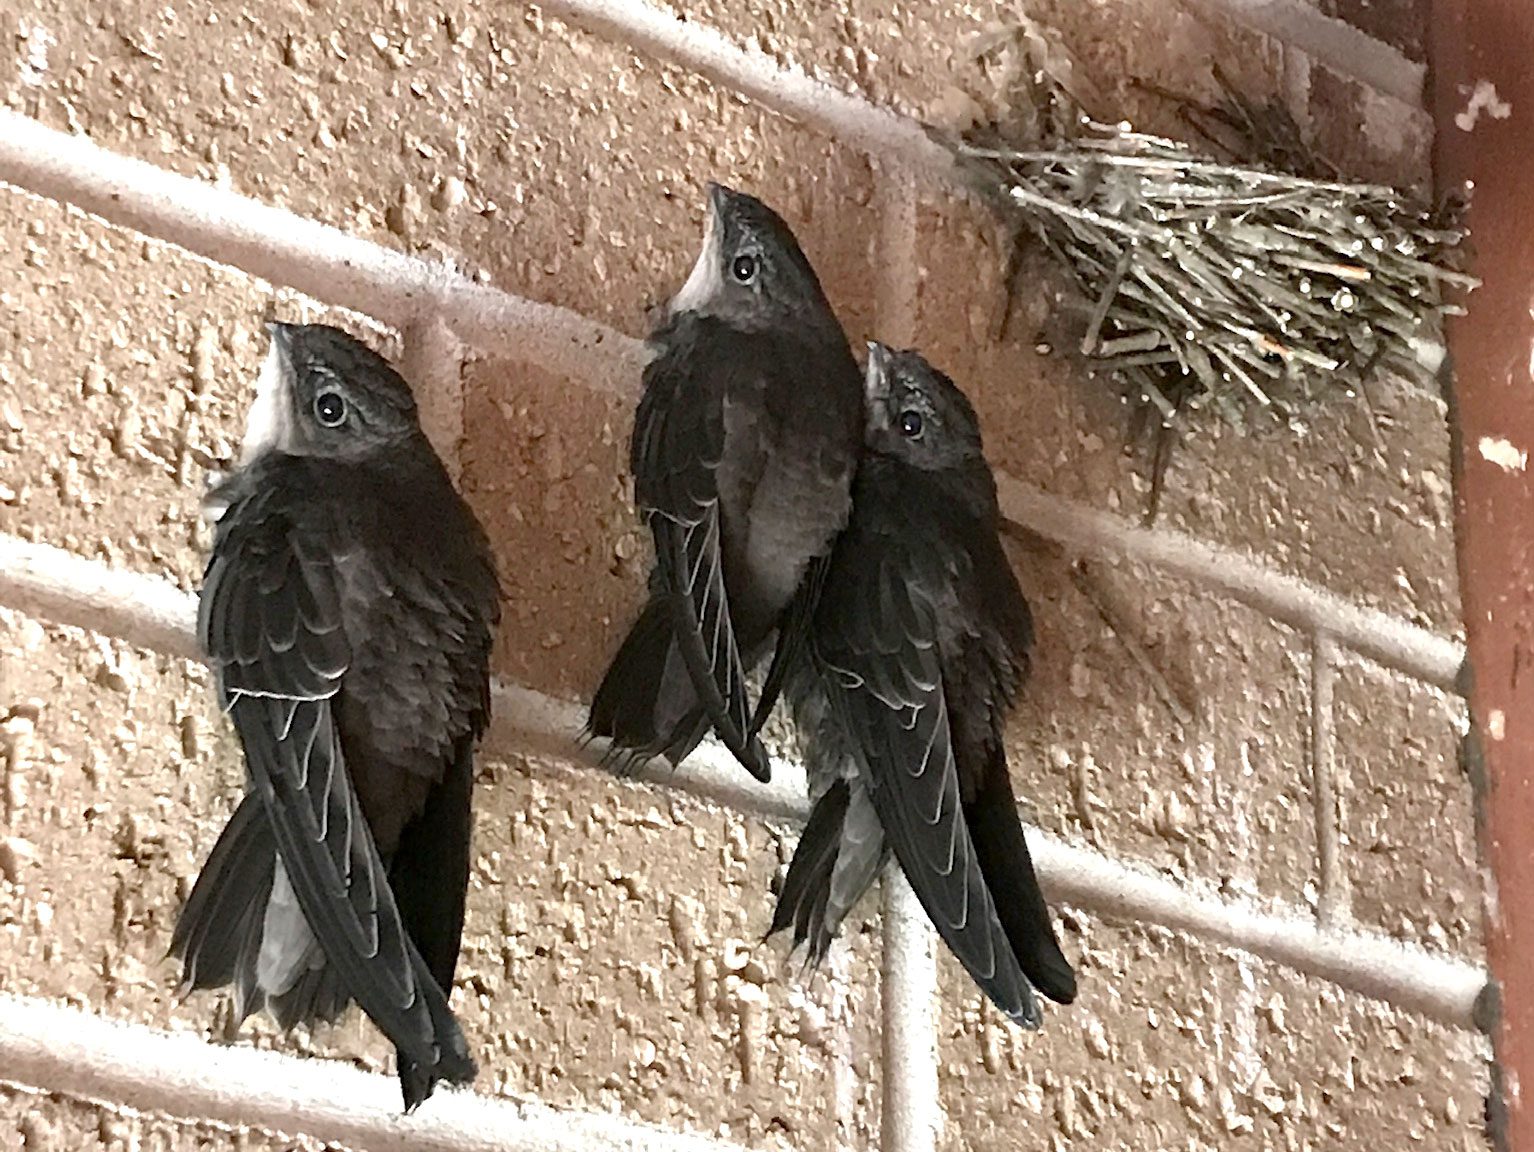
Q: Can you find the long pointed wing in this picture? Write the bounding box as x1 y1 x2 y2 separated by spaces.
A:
198 484 474 1092
632 329 769 781
816 545 1041 1026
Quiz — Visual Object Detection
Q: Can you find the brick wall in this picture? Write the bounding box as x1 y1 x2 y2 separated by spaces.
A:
0 1 1489 1150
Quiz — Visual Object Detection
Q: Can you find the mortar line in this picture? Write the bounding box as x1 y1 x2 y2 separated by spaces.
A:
1181 0 1425 106
543 0 1425 163
872 159 923 339
998 477 1463 691
1311 630 1348 927
872 168 941 1152
398 315 468 484
0 535 1488 1028
880 875 941 1152
0 113 637 397
1227 740 1261 1105
823 944 860 1152
0 111 1466 690
537 0 957 182
0 995 752 1152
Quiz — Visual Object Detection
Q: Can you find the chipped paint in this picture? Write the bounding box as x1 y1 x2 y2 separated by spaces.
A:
1456 79 1513 131
1490 708 1508 741
1479 435 1528 472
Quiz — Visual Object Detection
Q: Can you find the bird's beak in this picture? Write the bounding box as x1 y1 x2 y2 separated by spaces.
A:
863 341 893 433
705 180 731 220
864 341 892 401
265 321 294 368
240 322 298 464
670 184 727 315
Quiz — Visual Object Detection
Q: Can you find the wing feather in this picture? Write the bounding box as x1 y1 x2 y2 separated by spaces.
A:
199 482 474 1090
632 328 770 781
816 531 1041 1026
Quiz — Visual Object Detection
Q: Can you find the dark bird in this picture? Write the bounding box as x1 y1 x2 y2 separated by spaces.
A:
587 182 864 783
171 322 501 1111
769 343 1077 1025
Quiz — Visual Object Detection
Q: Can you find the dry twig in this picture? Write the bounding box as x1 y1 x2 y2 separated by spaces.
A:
939 29 1477 435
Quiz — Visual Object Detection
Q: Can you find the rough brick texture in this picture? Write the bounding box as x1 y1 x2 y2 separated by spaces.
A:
0 1084 336 1152
937 924 1485 1150
0 0 1485 1148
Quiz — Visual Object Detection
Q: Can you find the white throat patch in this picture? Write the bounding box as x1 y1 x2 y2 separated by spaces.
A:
240 339 293 465
669 208 723 315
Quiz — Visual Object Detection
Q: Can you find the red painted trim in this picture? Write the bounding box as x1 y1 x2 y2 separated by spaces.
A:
1432 2 1534 1146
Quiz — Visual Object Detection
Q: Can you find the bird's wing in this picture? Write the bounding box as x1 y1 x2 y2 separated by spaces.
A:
947 530 1074 1006
749 551 831 739
631 335 769 781
198 486 473 1093
816 540 1042 1026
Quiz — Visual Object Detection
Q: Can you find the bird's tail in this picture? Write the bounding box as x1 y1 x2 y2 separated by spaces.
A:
389 739 479 1112
586 595 708 770
171 796 473 1110
170 795 350 1030
967 749 1078 1006
769 779 886 969
769 779 850 965
395 989 476 1112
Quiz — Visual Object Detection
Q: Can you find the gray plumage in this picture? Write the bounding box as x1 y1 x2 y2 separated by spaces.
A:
171 323 501 1112
770 344 1077 1026
587 182 863 782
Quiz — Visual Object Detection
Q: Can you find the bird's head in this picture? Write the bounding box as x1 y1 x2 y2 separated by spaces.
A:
667 181 837 334
861 342 987 474
239 323 421 464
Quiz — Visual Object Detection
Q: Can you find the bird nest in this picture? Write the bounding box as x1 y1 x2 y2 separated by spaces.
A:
934 24 1478 439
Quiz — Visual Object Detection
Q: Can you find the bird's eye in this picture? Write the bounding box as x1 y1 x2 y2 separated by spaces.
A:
730 253 759 284
899 410 924 438
313 390 347 428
